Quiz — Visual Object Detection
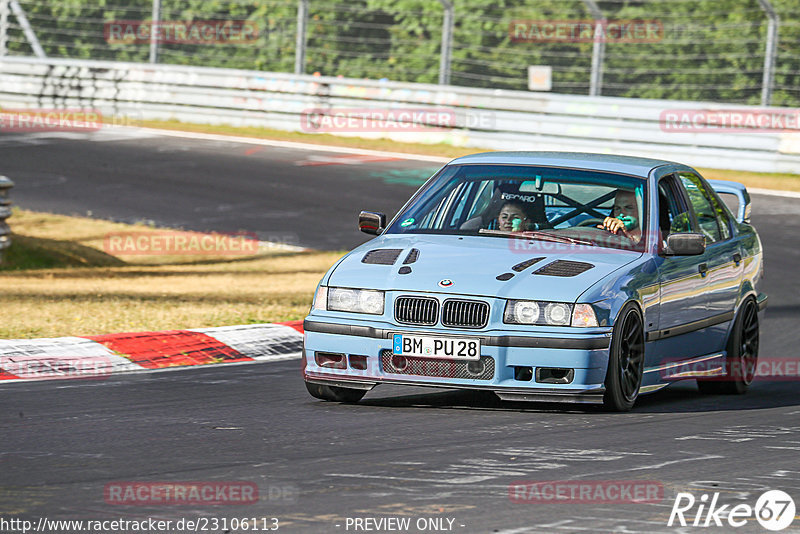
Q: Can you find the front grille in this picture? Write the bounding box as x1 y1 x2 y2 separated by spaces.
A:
395 296 439 326
442 299 489 328
381 350 495 381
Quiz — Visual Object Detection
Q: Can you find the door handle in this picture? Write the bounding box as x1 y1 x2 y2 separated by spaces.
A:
733 253 742 265
698 263 708 277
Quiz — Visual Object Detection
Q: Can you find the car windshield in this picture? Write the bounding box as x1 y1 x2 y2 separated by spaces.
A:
386 164 648 252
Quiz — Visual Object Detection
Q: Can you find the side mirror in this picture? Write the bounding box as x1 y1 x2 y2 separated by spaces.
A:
708 179 751 224
664 233 705 256
358 211 386 235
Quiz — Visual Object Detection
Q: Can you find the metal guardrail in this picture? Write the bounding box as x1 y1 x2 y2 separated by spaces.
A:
0 175 13 261
0 56 799 174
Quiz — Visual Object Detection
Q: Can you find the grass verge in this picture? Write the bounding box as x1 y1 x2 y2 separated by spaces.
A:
0 209 341 339
133 118 800 192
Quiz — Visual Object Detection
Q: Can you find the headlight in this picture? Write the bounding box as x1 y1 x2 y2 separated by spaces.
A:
327 287 385 315
504 300 540 324
504 300 575 326
544 302 571 326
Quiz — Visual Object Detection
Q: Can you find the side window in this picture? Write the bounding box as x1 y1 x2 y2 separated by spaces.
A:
657 176 693 239
708 189 732 240
448 181 475 227
465 180 493 220
678 173 723 243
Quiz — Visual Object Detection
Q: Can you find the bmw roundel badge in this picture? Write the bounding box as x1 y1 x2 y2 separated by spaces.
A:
438 279 454 288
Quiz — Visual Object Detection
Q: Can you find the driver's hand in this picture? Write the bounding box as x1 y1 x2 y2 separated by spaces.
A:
597 217 627 236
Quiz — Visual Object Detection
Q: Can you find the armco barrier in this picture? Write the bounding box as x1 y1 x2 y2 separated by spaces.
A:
0 176 13 262
1 56 799 173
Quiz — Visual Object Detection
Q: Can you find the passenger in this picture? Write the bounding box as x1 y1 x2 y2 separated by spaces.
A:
599 190 642 243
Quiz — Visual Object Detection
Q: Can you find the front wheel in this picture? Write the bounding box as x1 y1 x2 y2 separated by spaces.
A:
697 297 759 395
603 303 645 412
305 381 367 403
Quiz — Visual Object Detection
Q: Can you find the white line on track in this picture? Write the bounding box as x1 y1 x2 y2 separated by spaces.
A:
749 187 800 199
135 127 452 163
134 127 800 198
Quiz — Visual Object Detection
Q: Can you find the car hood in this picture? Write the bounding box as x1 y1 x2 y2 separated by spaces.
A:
327 234 642 302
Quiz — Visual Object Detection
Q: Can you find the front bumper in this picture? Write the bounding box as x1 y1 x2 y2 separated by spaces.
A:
303 318 613 404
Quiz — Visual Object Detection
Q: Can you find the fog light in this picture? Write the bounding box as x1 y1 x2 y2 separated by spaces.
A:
466 359 485 377
390 355 408 371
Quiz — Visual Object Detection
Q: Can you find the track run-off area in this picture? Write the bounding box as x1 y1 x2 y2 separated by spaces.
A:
1 128 799 533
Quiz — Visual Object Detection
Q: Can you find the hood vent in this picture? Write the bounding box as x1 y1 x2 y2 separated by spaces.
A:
496 273 514 281
362 248 403 265
533 260 594 277
512 257 545 272
403 248 420 264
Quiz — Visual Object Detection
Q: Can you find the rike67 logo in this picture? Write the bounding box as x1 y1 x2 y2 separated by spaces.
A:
668 489 795 531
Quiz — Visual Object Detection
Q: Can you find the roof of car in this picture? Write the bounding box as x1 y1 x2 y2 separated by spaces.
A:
447 152 682 178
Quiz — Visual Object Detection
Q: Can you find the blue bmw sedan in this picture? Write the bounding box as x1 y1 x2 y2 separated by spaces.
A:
302 152 767 411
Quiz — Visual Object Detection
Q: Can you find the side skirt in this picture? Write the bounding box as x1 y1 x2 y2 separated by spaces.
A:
644 351 726 381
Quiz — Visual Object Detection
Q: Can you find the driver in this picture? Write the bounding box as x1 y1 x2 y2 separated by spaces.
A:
496 200 531 232
598 190 642 243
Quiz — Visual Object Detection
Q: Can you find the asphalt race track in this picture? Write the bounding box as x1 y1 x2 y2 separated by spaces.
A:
1 130 800 533
0 129 445 251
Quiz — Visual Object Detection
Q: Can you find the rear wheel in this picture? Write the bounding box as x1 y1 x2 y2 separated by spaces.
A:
603 304 645 412
305 381 367 403
697 298 759 395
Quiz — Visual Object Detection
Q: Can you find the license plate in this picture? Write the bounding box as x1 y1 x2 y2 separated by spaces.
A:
392 334 480 360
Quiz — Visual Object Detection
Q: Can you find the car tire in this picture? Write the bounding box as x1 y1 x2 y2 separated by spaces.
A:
697 297 759 395
603 303 645 412
305 381 367 403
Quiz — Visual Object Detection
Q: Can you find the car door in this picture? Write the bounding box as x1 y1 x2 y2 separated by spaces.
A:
677 172 743 353
651 174 711 360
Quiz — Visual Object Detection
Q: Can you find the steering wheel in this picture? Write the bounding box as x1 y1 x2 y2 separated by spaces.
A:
575 217 606 228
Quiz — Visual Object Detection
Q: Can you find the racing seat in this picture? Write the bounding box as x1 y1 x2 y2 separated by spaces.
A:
460 187 551 230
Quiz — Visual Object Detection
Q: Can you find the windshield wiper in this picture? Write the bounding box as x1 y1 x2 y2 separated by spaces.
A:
478 229 596 246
